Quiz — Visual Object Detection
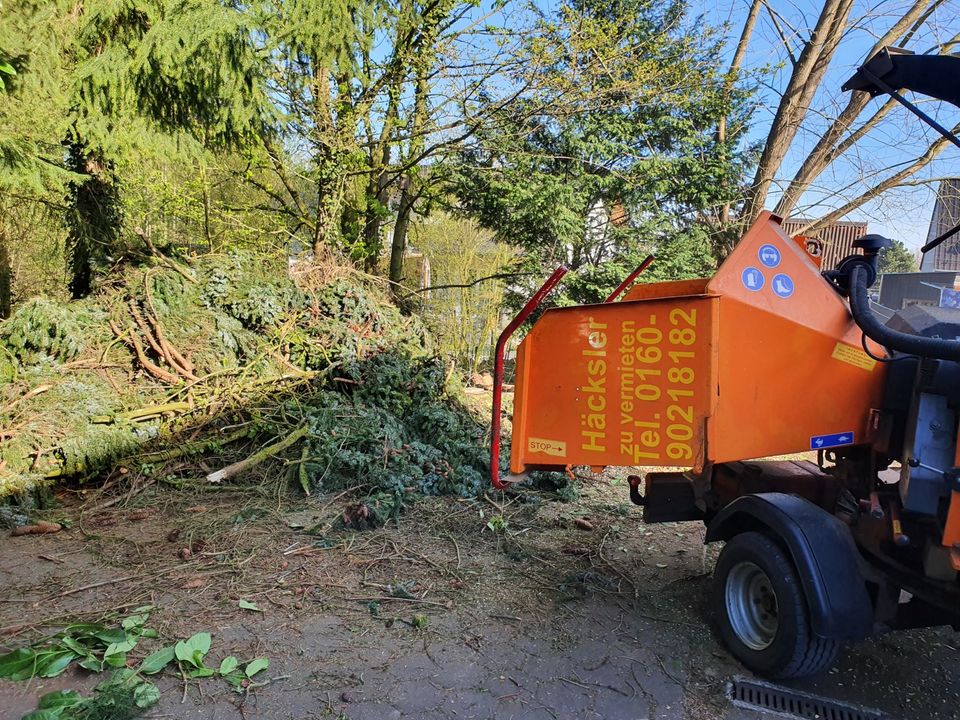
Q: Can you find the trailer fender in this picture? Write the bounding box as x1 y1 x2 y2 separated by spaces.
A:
705 492 873 641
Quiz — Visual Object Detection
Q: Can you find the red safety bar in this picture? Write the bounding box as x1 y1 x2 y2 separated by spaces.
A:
603 255 654 303
490 266 568 489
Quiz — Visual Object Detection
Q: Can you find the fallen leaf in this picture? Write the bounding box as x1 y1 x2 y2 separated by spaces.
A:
238 599 262 612
573 518 594 531
244 657 269 677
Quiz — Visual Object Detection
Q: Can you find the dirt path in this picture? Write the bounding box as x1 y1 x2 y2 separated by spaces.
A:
0 478 956 720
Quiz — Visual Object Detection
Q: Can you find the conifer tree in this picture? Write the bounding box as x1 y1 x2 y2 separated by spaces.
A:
67 0 269 296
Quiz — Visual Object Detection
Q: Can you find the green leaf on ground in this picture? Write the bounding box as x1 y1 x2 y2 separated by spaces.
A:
132 681 161 708
36 690 82 710
77 656 103 672
238 599 262 612
22 710 66 720
36 651 77 678
411 614 429 630
0 648 41 680
121 612 151 631
244 657 269 678
139 646 175 675
175 632 211 668
218 656 238 675
103 638 137 668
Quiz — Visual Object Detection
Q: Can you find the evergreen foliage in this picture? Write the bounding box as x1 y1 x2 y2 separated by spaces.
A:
0 298 88 364
878 238 918 274
74 0 270 149
452 0 753 305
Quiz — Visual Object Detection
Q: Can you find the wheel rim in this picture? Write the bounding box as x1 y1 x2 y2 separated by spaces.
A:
725 561 779 651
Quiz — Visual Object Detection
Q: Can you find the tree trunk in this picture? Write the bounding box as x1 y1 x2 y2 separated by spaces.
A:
389 63 429 293
66 141 123 299
310 66 342 259
0 231 11 319
389 177 414 290
745 0 854 224
363 169 391 272
774 0 936 218
313 146 343 258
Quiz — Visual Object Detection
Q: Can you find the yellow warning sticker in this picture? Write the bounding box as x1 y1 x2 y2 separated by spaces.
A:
527 437 567 458
832 342 876 371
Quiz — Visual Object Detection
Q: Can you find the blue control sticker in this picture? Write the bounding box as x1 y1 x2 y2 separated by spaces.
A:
771 273 794 298
741 267 764 292
758 244 781 268
810 432 855 450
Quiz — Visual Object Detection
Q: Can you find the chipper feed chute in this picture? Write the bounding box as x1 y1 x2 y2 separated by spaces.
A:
507 211 887 477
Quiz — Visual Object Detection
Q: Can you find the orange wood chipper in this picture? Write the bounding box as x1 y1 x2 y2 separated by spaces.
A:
490 47 960 679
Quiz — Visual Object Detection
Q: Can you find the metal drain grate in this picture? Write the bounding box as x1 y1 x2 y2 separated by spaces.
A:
729 678 885 720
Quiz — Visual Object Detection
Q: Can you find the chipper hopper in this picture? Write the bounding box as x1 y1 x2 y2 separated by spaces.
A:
491 47 960 679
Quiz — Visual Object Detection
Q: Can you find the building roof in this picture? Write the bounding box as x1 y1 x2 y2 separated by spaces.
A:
920 179 960 272
781 217 868 271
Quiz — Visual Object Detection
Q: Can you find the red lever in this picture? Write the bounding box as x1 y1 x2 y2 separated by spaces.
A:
604 255 654 303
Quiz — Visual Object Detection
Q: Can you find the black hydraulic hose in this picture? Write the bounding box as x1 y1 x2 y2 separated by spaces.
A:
849 264 960 362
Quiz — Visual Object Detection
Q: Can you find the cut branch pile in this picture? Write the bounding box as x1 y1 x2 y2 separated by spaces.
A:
0 252 488 504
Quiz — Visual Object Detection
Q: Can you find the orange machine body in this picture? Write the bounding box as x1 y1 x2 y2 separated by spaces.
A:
509 213 888 475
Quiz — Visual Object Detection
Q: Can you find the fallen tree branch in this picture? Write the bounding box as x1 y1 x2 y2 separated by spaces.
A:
129 297 166 358
133 427 253 465
2 384 52 414
127 328 181 384
143 271 196 378
108 318 180 384
206 425 309 483
52 574 145 599
91 402 192 424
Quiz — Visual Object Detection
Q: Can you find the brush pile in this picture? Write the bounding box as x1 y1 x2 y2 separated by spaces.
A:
0 253 492 506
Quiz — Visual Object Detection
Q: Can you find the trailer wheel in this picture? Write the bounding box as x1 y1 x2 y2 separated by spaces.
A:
712 531 840 678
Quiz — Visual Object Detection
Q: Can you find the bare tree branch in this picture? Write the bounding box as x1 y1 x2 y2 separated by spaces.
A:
773 0 938 218
799 122 960 234
745 0 856 223
400 271 535 299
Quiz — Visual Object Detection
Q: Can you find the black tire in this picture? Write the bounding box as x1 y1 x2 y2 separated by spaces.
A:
712 531 841 679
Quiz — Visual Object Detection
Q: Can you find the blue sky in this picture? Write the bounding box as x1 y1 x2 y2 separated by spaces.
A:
699 0 960 250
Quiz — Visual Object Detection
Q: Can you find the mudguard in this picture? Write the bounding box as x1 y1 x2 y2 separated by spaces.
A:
706 492 873 641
